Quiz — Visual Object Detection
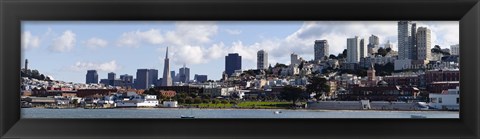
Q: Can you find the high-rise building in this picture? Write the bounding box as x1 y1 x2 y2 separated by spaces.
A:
411 23 418 60
108 72 116 80
314 40 329 61
170 71 176 82
24 59 28 71
225 53 242 77
120 74 134 84
368 35 380 54
359 38 368 58
385 40 393 49
257 50 268 69
148 69 158 87
398 21 417 60
450 44 460 55
416 27 432 61
291 53 299 66
161 47 172 86
347 36 360 63
85 70 98 84
194 74 208 83
135 69 150 89
179 64 190 83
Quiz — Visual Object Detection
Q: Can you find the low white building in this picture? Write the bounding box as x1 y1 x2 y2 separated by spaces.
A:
428 86 459 110
163 101 178 107
116 95 159 107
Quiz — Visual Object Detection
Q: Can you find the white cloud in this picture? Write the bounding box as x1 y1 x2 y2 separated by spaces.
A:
69 60 119 72
225 29 242 35
117 29 163 47
50 30 76 52
84 37 108 48
117 21 218 47
22 31 41 50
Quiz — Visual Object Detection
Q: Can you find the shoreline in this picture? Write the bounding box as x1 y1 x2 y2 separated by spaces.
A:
22 107 459 112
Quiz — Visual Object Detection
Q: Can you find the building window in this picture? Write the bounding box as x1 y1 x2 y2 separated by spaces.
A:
456 98 460 104
438 98 442 103
430 98 437 103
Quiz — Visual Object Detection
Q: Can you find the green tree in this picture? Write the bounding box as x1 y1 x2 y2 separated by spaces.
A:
177 98 185 104
280 85 307 105
221 100 229 107
306 76 331 99
194 97 202 104
202 99 210 104
212 99 220 104
185 97 194 104
329 54 337 59
377 47 387 57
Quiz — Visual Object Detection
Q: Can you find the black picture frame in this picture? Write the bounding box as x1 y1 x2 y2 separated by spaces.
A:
1 0 479 138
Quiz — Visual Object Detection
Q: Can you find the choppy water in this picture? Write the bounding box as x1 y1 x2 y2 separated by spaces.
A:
21 108 459 119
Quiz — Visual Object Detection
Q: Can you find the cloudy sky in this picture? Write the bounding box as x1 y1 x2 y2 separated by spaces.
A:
22 21 459 83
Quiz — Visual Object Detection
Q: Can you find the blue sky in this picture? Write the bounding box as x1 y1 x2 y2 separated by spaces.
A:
21 21 459 83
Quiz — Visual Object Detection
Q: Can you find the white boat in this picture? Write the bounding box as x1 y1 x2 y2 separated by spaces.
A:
274 111 282 114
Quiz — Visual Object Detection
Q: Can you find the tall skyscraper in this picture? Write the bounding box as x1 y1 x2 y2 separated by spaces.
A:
135 69 149 89
170 71 176 82
85 70 99 84
359 38 368 58
450 44 460 55
347 36 360 63
120 74 134 84
225 53 242 77
416 27 432 61
291 53 299 66
314 40 329 61
179 64 190 83
411 23 418 60
148 69 158 87
257 50 268 69
398 21 417 60
108 72 116 80
368 35 379 54
194 74 208 83
161 47 172 86
24 59 28 71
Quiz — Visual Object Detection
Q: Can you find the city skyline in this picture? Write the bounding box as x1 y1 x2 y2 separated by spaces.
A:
21 21 459 83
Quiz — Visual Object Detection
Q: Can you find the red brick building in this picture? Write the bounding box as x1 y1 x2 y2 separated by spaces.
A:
425 69 460 84
76 89 117 97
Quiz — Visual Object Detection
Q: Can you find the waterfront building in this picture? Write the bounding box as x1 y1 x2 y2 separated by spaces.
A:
257 50 268 69
428 86 459 110
425 69 460 84
116 94 159 107
179 64 190 83
347 36 360 63
161 47 172 86
85 70 99 84
450 44 460 55
416 27 432 61
314 40 329 61
225 53 242 77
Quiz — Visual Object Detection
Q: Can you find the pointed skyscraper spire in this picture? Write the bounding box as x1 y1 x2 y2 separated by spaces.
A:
161 46 172 86
165 46 169 59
